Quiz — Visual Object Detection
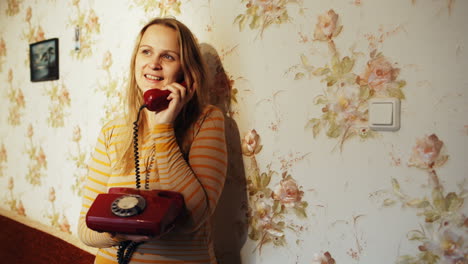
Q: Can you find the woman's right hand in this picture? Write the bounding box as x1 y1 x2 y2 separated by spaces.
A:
153 82 194 124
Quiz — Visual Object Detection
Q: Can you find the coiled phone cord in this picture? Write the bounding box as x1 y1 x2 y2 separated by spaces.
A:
117 241 143 264
132 104 147 189
117 104 147 264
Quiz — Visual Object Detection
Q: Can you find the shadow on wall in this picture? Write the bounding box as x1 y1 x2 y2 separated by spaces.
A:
200 43 248 264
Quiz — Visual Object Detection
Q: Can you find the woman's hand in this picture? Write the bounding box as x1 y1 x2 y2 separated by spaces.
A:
153 82 194 124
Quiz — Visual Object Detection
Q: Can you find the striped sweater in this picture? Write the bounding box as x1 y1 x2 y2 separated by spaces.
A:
78 105 227 264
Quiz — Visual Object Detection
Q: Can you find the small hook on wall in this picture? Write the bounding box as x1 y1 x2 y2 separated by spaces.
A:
74 26 80 52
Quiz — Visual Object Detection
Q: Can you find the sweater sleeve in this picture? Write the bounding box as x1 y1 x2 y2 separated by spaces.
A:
77 125 119 248
152 106 227 233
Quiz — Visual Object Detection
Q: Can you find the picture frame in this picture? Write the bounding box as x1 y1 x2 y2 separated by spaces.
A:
29 38 59 82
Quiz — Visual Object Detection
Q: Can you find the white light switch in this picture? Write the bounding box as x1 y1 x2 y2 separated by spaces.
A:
370 103 393 125
369 98 400 131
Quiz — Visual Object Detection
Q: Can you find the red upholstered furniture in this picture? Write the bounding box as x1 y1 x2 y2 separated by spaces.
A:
0 214 95 264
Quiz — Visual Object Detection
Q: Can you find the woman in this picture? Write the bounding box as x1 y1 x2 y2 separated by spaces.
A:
78 17 227 264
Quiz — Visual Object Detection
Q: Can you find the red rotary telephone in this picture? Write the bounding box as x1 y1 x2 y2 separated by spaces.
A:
86 188 185 236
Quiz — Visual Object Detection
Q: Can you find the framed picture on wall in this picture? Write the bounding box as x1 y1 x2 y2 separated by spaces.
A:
29 38 59 82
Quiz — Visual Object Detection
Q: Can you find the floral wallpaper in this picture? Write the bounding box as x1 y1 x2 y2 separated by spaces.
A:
5 0 22 17
97 51 126 124
294 9 406 151
0 143 7 178
0 37 6 72
242 129 308 252
6 69 26 126
383 134 467 264
24 124 47 186
234 0 301 37
69 125 89 196
0 0 466 263
132 0 182 18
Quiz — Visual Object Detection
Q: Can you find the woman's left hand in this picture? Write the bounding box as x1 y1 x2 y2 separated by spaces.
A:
153 82 193 124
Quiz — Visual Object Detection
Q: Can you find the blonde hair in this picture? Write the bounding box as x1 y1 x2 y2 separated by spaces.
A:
118 17 208 174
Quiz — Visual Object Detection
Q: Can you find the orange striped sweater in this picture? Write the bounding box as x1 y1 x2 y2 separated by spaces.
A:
78 105 227 264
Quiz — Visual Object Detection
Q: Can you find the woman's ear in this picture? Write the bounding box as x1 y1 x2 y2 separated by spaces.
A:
187 80 197 100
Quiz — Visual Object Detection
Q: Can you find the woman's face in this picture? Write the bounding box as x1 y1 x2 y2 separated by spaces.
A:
134 24 183 93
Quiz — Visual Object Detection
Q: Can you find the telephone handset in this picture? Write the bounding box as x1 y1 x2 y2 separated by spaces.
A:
143 89 171 112
143 81 187 112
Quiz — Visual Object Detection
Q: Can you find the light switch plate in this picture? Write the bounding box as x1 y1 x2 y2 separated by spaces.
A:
369 98 400 131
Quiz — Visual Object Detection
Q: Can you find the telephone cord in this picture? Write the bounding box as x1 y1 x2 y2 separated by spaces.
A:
133 105 147 189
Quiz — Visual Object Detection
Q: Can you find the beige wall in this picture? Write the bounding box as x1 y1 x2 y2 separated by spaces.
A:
0 0 467 263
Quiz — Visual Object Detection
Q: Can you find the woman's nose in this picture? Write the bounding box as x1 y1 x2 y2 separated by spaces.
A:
149 57 162 70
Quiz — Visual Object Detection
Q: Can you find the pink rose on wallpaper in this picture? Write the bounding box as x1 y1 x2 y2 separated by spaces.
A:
36 147 47 168
35 26 45 42
59 88 70 105
59 216 71 233
15 89 25 107
0 143 7 163
272 177 303 208
359 55 399 94
0 38 6 57
16 200 26 216
408 134 448 169
242 129 262 156
312 251 336 264
314 9 341 41
86 9 100 33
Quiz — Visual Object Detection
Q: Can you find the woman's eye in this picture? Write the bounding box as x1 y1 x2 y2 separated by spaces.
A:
162 54 174 60
141 49 151 55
